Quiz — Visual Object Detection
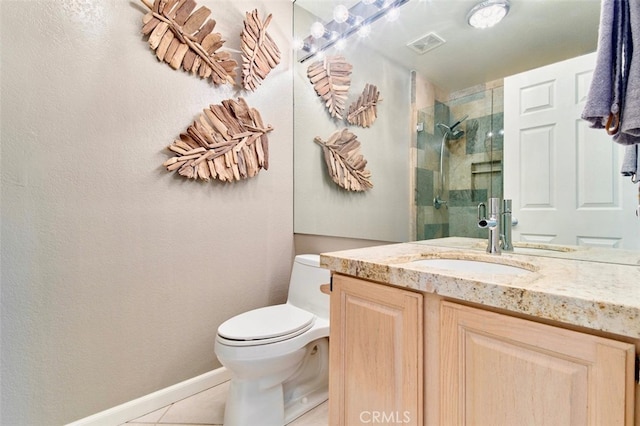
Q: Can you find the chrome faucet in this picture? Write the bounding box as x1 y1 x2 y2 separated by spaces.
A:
478 198 518 254
478 197 501 254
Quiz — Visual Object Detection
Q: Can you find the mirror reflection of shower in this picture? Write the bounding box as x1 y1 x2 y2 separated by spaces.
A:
433 114 468 209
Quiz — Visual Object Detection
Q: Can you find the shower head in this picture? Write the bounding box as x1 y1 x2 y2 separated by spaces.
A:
436 122 452 134
436 114 468 139
449 129 465 140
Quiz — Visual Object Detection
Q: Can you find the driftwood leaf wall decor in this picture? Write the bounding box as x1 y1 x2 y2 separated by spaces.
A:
307 56 353 119
140 0 237 86
241 9 281 91
314 128 372 192
163 98 273 182
347 84 381 128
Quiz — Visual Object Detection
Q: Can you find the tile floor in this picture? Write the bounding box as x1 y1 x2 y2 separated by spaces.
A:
123 380 328 426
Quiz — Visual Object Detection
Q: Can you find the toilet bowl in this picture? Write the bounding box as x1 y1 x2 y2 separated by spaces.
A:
214 254 330 426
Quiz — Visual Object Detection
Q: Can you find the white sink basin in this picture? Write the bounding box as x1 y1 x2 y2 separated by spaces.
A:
411 258 532 275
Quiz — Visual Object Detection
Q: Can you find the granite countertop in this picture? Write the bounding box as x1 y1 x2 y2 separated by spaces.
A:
320 238 640 339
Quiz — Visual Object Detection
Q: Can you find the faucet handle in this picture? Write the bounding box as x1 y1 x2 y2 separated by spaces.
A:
477 202 487 220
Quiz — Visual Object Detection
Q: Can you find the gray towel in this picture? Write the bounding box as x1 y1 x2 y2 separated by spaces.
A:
619 0 640 139
582 0 618 129
583 0 640 145
621 144 639 178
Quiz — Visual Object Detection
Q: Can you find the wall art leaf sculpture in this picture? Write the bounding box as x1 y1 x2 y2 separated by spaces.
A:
314 128 373 192
347 84 381 128
140 0 237 86
307 56 353 119
241 9 281 91
163 98 273 182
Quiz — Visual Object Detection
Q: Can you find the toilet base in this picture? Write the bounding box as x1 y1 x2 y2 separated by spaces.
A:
283 337 329 423
223 379 284 426
222 338 329 426
223 381 327 426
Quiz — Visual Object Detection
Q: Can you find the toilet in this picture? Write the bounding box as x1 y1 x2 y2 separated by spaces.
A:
214 254 331 426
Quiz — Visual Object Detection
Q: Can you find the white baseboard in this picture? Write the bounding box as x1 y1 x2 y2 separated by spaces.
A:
66 367 230 426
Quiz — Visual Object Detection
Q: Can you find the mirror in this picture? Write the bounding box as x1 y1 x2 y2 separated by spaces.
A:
294 0 414 243
294 0 600 92
293 0 640 264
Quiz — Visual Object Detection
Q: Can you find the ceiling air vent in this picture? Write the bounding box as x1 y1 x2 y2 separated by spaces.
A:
406 32 445 55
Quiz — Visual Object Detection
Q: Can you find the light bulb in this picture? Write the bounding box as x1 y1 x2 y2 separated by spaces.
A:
333 4 350 23
385 7 400 21
358 24 371 38
292 38 305 51
310 21 326 39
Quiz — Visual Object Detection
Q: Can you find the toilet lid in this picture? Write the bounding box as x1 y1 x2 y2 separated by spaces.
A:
218 304 315 342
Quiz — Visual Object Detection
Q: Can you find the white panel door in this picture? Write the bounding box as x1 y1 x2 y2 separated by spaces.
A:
504 53 640 249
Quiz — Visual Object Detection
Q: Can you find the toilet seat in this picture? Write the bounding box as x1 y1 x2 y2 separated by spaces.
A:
217 304 315 347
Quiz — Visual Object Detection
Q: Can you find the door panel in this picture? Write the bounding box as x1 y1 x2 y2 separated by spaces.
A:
504 53 639 248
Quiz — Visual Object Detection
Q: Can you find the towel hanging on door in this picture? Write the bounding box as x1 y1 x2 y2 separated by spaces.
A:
616 0 640 141
582 0 640 145
581 0 625 131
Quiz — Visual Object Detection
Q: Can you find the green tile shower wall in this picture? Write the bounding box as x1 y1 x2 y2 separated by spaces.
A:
423 223 449 240
416 168 434 206
465 113 504 155
448 189 488 207
415 85 504 241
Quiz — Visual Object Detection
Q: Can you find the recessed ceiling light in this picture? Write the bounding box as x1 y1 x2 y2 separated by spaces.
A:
467 0 510 29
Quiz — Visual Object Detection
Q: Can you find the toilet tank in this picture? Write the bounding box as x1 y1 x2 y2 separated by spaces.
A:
287 254 330 320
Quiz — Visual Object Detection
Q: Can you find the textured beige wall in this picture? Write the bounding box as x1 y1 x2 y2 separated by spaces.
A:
0 1 293 424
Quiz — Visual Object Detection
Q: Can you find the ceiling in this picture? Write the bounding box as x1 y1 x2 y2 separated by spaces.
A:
294 0 601 92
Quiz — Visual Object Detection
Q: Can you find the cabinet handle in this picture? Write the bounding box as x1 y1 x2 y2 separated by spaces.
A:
320 284 331 295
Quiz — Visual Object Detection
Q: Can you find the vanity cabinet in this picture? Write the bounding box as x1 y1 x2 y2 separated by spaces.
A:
329 273 423 426
440 301 636 425
329 274 638 425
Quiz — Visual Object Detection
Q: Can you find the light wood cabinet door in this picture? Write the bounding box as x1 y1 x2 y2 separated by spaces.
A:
441 301 636 425
329 274 423 426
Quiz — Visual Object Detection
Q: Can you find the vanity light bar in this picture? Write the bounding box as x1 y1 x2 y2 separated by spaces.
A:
297 0 410 63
